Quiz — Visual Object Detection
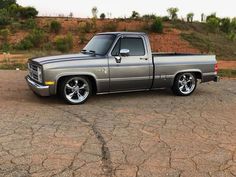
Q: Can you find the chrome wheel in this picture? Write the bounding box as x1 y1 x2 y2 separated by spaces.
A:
178 73 196 95
64 77 90 104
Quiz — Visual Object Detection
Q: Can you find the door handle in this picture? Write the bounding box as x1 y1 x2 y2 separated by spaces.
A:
115 56 122 63
140 57 148 60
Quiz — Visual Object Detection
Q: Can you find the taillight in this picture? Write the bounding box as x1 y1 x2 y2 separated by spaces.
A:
214 63 218 73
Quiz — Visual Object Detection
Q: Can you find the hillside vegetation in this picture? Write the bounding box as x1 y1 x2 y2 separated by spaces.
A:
0 1 236 62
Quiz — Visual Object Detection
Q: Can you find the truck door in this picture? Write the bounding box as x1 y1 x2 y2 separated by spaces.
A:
108 35 152 92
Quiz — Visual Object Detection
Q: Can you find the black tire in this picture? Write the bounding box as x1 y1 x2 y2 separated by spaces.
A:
172 73 197 96
59 76 92 104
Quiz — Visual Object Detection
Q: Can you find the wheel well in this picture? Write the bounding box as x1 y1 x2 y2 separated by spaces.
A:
175 71 202 81
57 75 97 95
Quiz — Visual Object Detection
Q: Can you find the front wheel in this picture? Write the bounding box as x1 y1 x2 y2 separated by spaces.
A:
59 76 92 104
172 73 197 96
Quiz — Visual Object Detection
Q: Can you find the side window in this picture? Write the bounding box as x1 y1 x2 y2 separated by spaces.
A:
121 38 145 56
111 39 120 56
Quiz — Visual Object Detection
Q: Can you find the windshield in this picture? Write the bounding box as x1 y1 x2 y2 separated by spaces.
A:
82 34 116 55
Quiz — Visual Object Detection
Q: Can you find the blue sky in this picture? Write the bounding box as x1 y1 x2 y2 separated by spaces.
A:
17 0 236 20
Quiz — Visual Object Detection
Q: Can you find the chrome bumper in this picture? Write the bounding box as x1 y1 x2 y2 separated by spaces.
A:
25 76 50 96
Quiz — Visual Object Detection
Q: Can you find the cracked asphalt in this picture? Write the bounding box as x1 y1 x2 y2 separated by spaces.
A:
0 70 236 177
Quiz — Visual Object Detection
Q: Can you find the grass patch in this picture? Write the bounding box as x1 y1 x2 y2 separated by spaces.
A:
0 62 27 70
218 69 236 78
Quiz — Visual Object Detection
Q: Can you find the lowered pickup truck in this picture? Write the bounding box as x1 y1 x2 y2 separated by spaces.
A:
26 32 219 104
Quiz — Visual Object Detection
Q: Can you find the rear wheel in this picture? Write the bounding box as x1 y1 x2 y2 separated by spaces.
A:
59 76 92 104
172 73 197 96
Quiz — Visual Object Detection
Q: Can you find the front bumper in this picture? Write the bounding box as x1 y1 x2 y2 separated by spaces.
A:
25 76 50 96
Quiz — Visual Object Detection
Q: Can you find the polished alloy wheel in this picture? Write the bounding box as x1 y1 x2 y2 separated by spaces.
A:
64 77 90 104
178 73 196 95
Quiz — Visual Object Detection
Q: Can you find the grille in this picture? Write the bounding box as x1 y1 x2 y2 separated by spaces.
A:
28 63 39 82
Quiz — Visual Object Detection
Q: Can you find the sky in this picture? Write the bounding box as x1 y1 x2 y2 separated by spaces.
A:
17 0 236 20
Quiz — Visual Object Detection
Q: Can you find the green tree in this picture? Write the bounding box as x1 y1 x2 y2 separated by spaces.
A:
167 7 179 20
0 9 11 26
130 11 140 19
91 7 98 18
100 13 106 20
206 17 220 33
220 18 231 33
231 18 236 31
0 0 17 9
19 6 38 19
187 13 194 23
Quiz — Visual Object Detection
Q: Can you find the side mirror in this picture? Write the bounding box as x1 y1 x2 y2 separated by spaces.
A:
120 49 130 57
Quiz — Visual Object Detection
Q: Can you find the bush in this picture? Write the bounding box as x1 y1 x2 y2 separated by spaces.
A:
55 33 73 53
130 11 140 19
0 43 11 52
219 18 231 33
79 32 86 44
28 29 45 47
0 0 16 9
206 17 220 33
162 16 170 22
15 38 33 50
23 18 37 29
227 32 236 41
142 14 156 21
100 13 106 20
150 17 163 33
78 22 93 33
50 20 62 34
18 6 38 19
102 22 117 32
167 7 179 20
0 9 11 26
0 29 10 42
15 28 45 50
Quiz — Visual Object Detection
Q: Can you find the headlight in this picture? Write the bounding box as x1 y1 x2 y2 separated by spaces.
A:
37 67 43 83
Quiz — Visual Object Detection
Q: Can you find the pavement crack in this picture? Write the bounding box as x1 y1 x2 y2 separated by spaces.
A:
51 106 113 177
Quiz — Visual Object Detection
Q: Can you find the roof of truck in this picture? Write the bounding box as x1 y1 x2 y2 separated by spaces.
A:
97 32 146 35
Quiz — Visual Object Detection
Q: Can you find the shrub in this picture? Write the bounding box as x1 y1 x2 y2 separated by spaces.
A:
23 18 37 29
43 42 53 51
162 16 170 22
0 0 16 9
142 14 156 21
220 18 231 33
15 29 45 50
50 20 62 34
150 17 163 33
18 6 38 19
15 38 33 50
0 9 11 26
55 33 73 53
206 17 220 33
0 42 11 52
0 29 10 42
100 13 106 20
78 22 93 33
28 29 45 47
227 32 236 41
79 32 86 44
102 22 117 32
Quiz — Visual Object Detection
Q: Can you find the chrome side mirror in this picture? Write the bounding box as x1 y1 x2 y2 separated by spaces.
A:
120 49 130 57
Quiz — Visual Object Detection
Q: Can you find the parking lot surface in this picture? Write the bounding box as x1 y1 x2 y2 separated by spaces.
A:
0 70 236 177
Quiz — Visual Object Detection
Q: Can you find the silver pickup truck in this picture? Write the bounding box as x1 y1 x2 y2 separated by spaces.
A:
26 32 219 104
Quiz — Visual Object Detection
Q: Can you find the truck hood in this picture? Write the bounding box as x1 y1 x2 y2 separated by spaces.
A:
30 53 100 65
